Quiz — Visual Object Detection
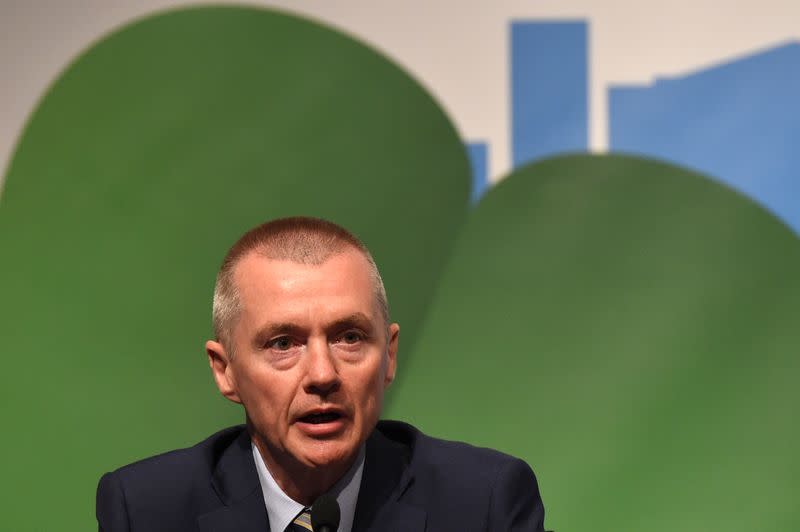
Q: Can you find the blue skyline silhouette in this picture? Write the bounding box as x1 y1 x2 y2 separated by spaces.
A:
610 41 800 234
469 23 799 236
511 22 588 169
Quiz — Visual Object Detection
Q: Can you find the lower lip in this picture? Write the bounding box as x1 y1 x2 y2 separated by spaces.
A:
295 417 347 437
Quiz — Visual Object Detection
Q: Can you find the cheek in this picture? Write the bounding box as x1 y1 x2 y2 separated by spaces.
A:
351 362 388 411
235 367 293 418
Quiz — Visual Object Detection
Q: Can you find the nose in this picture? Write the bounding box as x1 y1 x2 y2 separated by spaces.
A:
303 338 341 397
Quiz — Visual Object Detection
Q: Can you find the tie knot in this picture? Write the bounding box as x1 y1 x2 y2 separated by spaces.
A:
287 507 313 531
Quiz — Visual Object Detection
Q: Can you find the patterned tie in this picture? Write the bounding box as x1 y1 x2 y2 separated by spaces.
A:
286 507 313 532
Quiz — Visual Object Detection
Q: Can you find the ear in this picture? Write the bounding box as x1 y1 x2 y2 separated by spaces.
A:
384 323 400 388
206 340 242 404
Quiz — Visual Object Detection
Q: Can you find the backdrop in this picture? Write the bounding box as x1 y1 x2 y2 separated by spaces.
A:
1 3 799 531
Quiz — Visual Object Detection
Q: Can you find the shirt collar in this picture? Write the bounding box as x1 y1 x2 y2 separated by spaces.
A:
251 442 365 532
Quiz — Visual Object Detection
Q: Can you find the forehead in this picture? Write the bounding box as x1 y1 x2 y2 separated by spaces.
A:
232 249 378 321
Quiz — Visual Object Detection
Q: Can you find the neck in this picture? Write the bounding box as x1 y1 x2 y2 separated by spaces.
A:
251 435 357 506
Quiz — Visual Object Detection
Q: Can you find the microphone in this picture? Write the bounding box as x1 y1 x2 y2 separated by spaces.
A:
311 494 340 532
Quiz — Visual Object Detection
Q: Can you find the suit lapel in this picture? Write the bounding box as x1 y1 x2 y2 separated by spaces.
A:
198 428 270 532
195 422 427 532
197 489 270 532
366 503 426 532
353 423 427 532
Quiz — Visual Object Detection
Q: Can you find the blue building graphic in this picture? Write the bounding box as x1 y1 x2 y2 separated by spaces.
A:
466 142 489 205
610 41 800 234
468 23 799 236
511 21 588 168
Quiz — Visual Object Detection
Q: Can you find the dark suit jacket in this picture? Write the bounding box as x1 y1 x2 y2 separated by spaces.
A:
96 420 547 531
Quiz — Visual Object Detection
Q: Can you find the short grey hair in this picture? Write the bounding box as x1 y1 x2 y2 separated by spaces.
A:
212 217 389 352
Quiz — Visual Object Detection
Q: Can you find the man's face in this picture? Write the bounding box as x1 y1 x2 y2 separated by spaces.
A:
208 248 399 477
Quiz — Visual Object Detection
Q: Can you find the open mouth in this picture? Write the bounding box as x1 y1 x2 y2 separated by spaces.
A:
299 412 343 424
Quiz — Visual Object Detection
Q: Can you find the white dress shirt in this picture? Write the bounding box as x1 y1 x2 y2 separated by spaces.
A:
252 442 365 532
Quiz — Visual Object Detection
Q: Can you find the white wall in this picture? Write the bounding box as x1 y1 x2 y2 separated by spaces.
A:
2 0 799 188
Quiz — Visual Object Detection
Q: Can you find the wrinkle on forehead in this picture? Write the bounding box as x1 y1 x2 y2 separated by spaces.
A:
236 250 373 307
231 248 389 336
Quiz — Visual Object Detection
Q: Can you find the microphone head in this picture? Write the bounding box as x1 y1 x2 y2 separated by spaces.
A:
311 494 341 532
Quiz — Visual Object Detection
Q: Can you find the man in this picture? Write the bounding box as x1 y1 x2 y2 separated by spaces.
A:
96 217 547 531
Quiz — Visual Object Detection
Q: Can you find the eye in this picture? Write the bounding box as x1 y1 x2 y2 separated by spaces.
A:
340 330 363 344
267 336 295 351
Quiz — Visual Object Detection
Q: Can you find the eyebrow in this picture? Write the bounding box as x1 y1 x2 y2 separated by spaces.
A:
252 323 305 349
325 313 374 335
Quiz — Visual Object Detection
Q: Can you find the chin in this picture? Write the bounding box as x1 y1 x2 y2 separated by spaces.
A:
300 438 359 469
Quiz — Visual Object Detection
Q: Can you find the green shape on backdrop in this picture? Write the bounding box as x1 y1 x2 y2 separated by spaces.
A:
0 6 469 530
387 154 800 531
3 5 800 532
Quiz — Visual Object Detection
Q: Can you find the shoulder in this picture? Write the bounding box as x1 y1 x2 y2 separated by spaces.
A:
373 420 546 531
375 419 532 481
96 425 247 530
103 425 245 488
